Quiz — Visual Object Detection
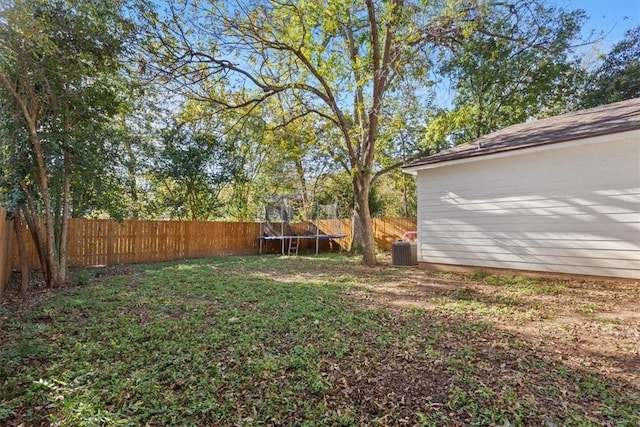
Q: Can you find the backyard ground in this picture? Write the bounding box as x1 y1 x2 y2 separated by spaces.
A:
0 254 638 426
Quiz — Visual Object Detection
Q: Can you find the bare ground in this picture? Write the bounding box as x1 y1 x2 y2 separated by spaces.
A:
240 254 640 424
1 257 639 425
345 258 640 389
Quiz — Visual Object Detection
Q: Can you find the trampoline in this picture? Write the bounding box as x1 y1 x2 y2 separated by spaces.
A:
258 197 346 255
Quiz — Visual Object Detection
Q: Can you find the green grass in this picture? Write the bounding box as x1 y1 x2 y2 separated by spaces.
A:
1 255 638 426
469 273 567 295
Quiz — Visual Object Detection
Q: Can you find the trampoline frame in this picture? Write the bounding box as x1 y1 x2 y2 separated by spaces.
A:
258 198 346 255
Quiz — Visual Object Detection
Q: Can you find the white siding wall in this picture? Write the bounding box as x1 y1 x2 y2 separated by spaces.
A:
416 131 640 279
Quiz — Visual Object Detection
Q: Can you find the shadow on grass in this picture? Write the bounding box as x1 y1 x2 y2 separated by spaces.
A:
0 256 638 426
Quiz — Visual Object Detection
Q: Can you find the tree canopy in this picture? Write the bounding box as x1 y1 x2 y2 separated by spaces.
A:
428 2 586 145
134 0 591 265
581 25 640 108
2 0 625 284
0 0 132 286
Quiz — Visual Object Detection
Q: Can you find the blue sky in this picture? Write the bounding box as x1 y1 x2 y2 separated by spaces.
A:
557 0 639 49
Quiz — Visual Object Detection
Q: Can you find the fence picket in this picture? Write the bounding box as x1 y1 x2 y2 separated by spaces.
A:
0 208 13 291
9 217 415 270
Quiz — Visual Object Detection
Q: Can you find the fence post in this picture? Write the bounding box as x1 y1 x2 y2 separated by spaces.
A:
0 217 415 269
0 208 14 294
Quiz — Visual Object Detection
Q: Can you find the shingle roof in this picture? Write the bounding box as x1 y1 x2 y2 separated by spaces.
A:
404 97 640 169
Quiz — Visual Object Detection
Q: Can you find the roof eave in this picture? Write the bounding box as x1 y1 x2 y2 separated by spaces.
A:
402 128 640 173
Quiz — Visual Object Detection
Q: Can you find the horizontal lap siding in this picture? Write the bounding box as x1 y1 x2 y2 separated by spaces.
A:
416 132 640 279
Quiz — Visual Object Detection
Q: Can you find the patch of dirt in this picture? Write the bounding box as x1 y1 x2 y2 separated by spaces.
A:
1 270 57 311
2 256 639 425
93 265 138 278
345 260 640 389
0 265 141 328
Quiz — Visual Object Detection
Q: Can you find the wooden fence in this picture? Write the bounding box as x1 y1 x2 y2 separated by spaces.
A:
10 217 416 270
1 208 13 291
371 217 417 251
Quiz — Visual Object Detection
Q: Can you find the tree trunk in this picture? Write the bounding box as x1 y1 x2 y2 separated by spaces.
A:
402 174 409 217
57 152 72 285
352 172 376 266
1 68 61 287
27 123 60 287
123 122 140 219
20 186 51 286
294 158 311 218
350 210 362 254
14 210 30 295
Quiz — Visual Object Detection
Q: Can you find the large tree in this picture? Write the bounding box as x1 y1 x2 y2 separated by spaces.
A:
0 0 131 286
138 0 584 265
432 2 585 145
147 120 241 220
581 25 640 108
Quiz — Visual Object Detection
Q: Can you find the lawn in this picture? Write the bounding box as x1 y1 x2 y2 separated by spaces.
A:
0 254 638 426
